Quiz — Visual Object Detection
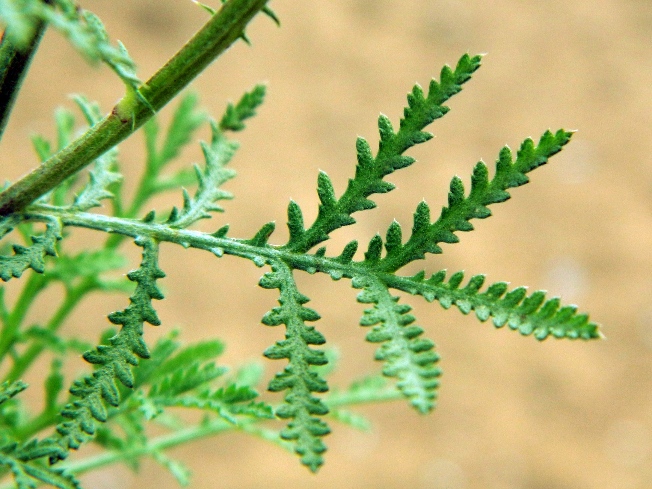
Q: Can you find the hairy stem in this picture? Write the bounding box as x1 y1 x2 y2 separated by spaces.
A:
0 0 269 217
0 0 52 140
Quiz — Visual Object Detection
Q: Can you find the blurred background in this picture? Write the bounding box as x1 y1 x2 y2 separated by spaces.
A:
2 1 652 488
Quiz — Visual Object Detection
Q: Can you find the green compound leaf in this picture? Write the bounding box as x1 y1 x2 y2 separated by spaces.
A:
0 0 142 94
167 121 237 229
71 152 122 211
376 129 573 271
46 248 127 286
27 97 122 210
0 448 80 489
390 270 600 340
352 276 440 414
156 383 273 424
219 84 266 132
284 53 482 252
150 338 225 381
44 359 64 413
0 380 28 406
148 362 227 398
165 85 267 225
151 450 191 487
15 237 166 464
70 97 122 211
0 219 61 282
18 327 92 356
259 261 330 472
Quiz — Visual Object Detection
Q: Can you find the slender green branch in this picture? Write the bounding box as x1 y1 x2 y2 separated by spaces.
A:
0 0 52 140
0 0 270 217
0 383 398 483
18 208 598 340
326 386 403 408
0 272 47 364
6 277 96 381
61 417 258 476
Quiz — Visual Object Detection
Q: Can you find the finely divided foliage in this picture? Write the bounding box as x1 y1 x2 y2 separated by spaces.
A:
0 1 600 487
260 261 330 471
0 0 141 95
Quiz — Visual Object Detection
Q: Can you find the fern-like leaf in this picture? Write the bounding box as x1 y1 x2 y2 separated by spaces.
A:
259 261 330 472
0 219 61 282
285 53 482 252
0 380 28 406
151 451 191 487
70 154 122 211
219 84 266 132
167 121 237 229
378 129 573 271
70 97 122 211
0 448 80 489
352 276 441 413
144 338 225 385
148 362 227 398
157 384 273 424
388 270 600 340
46 248 127 288
165 84 266 227
20 237 165 463
18 327 92 356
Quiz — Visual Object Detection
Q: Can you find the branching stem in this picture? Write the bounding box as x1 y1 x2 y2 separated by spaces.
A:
0 384 396 487
0 0 269 217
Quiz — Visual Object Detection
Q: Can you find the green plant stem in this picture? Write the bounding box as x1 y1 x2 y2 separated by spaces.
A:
6 278 95 381
0 0 269 217
325 386 403 408
0 0 51 141
0 272 47 365
61 418 278 478
0 385 396 484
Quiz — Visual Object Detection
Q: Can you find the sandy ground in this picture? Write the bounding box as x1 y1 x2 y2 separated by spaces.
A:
3 1 652 488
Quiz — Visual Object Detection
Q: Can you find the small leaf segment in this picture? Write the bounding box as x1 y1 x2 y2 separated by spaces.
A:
70 96 122 212
391 270 599 340
0 447 79 489
157 84 266 228
353 276 441 413
166 121 238 228
259 261 330 472
0 380 27 405
0 219 61 282
375 129 574 272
